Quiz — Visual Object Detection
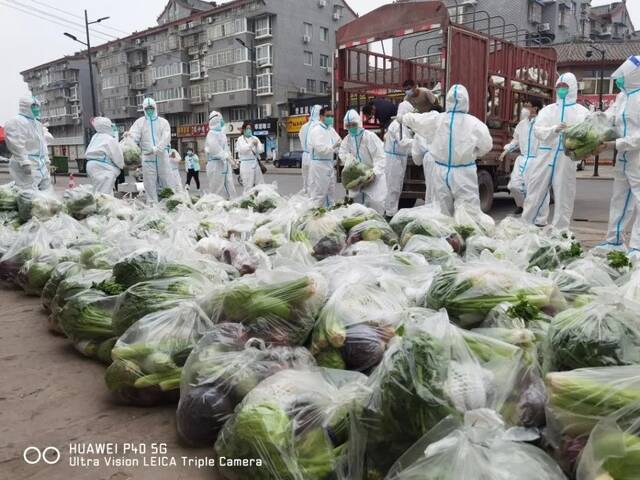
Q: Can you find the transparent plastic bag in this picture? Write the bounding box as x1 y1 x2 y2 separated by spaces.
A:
399 215 458 249
343 240 391 257
346 219 398 247
176 324 315 446
551 258 617 304
311 280 409 372
95 193 135 220
105 301 214 406
271 243 317 269
292 209 347 260
341 155 375 190
389 204 448 237
385 411 567 480
16 189 63 222
425 260 562 328
403 234 456 265
331 203 385 233
193 193 226 212
120 135 142 167
0 183 19 212
0 220 54 287
63 185 97 219
17 248 79 296
453 204 496 239
41 261 83 312
236 183 284 212
201 268 328 346
543 300 640 372
564 111 617 161
214 368 369 480
111 247 202 288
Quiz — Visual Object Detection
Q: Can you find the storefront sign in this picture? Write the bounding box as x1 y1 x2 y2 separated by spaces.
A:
286 115 309 134
177 124 209 138
578 94 617 110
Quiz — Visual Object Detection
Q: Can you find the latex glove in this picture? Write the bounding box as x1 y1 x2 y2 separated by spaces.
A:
499 150 508 162
154 145 164 155
333 140 342 150
554 123 568 133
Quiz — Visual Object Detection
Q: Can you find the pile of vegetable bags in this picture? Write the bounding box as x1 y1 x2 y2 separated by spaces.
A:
564 111 618 161
1 178 640 480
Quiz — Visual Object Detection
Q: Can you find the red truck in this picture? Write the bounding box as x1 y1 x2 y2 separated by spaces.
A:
334 1 557 211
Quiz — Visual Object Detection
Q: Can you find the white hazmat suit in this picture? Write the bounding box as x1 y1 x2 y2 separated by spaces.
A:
236 133 264 193
299 105 321 194
307 119 341 208
5 96 52 190
522 73 589 230
84 117 123 195
412 133 437 205
384 101 415 216
503 109 540 211
401 84 493 216
205 111 235 199
168 149 183 192
600 56 640 253
338 109 387 214
128 98 171 203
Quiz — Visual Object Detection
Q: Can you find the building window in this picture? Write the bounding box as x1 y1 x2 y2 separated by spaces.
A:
258 104 272 119
256 44 273 67
255 16 272 38
209 76 248 95
205 47 248 69
559 6 567 28
333 6 343 20
154 87 186 102
528 1 542 24
194 111 207 124
304 51 313 66
228 107 246 121
320 26 329 42
257 69 273 95
190 60 201 80
306 79 316 92
304 22 312 40
319 54 329 69
191 85 202 101
208 18 248 41
152 62 189 80
319 81 329 94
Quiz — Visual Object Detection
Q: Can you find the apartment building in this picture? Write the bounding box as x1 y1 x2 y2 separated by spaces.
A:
21 0 355 161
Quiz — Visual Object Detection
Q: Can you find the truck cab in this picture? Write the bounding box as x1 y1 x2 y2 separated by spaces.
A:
334 1 557 212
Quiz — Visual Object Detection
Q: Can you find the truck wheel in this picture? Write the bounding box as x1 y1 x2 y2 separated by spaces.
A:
477 170 494 213
398 197 417 209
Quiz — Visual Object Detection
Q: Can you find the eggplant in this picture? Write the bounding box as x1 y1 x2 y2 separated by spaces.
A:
176 384 235 447
341 324 386 372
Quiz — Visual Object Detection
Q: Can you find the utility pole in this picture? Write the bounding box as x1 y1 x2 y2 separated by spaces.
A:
236 38 257 122
586 44 606 177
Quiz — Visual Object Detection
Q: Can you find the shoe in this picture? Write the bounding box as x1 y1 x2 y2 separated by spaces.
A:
185 185 190 191
514 207 523 215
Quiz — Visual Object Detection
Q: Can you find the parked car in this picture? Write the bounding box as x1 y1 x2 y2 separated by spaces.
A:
274 151 303 168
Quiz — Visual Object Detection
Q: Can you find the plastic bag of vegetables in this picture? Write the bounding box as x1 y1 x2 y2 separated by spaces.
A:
292 209 347 260
564 111 617 161
331 203 385 233
384 410 567 480
58 288 119 363
105 301 214 406
214 368 369 480
16 189 63 222
0 221 51 287
403 234 457 265
453 204 496 239
0 183 19 212
120 135 142 167
342 240 391 256
341 155 375 190
176 324 315 446
545 366 640 465
112 275 212 336
41 261 83 312
346 219 398 247
550 258 616 304
112 248 200 288
17 249 78 296
311 280 408 372
576 402 640 480
543 299 640 372
202 268 328 346
63 185 97 219
425 260 562 328
399 214 458 249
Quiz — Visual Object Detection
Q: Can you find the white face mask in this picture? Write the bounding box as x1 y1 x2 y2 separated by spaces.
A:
520 108 530 121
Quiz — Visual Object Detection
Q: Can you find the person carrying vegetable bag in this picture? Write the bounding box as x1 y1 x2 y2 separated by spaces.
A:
384 100 415 218
84 117 124 196
235 120 264 193
500 98 543 216
168 149 184 193
398 84 493 216
205 111 235 199
184 148 200 190
595 56 640 258
338 109 388 214
307 107 341 208
298 104 322 195
522 73 589 230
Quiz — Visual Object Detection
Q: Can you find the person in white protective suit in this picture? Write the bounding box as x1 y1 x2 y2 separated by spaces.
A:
168 149 184 192
521 73 589 230
84 117 124 195
596 56 640 256
384 101 415 217
338 109 387 214
205 111 235 199
299 105 322 194
307 108 341 208
5 96 53 190
499 97 543 215
412 133 437 205
128 98 171 203
399 84 493 216
235 120 264 192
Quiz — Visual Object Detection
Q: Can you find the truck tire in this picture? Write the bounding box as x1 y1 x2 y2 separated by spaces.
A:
477 170 494 213
398 197 417 209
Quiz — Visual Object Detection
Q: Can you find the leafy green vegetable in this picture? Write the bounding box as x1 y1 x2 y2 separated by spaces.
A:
607 250 631 270
158 187 174 200
341 161 374 190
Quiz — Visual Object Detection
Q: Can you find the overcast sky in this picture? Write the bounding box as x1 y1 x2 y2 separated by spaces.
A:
0 0 637 124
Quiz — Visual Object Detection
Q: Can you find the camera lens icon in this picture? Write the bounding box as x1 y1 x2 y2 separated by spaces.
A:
23 446 61 465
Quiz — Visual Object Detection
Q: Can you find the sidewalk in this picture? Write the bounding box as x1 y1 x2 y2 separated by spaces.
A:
576 163 614 180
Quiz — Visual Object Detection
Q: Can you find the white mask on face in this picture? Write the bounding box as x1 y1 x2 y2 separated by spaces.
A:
520 108 530 121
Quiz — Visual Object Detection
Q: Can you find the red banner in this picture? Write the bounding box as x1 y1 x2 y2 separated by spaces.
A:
577 94 617 110
177 124 209 138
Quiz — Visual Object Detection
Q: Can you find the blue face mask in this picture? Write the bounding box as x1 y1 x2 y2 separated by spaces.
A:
557 87 569 100
615 77 625 90
145 108 155 119
220 119 225 128
348 126 360 136
31 105 41 119
244 128 252 137
324 117 334 127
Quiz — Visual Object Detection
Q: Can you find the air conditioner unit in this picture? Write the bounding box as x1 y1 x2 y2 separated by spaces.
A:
208 40 214 46
333 12 340 21
538 23 551 32
149 55 155 62
318 0 327 7
299 87 307 94
303 35 311 43
325 67 332 74
135 39 142 46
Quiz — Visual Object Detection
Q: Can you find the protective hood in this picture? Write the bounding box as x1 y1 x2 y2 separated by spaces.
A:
446 84 469 113
555 72 578 104
310 104 322 123
142 97 158 119
92 117 113 135
209 110 223 130
343 109 363 128
396 100 414 117
611 55 640 90
19 96 40 118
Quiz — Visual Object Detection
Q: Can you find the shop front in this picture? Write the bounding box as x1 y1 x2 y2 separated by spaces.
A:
285 114 309 153
252 119 278 161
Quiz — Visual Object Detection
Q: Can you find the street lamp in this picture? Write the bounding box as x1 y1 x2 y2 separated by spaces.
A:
236 37 256 122
586 43 605 177
63 10 110 118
